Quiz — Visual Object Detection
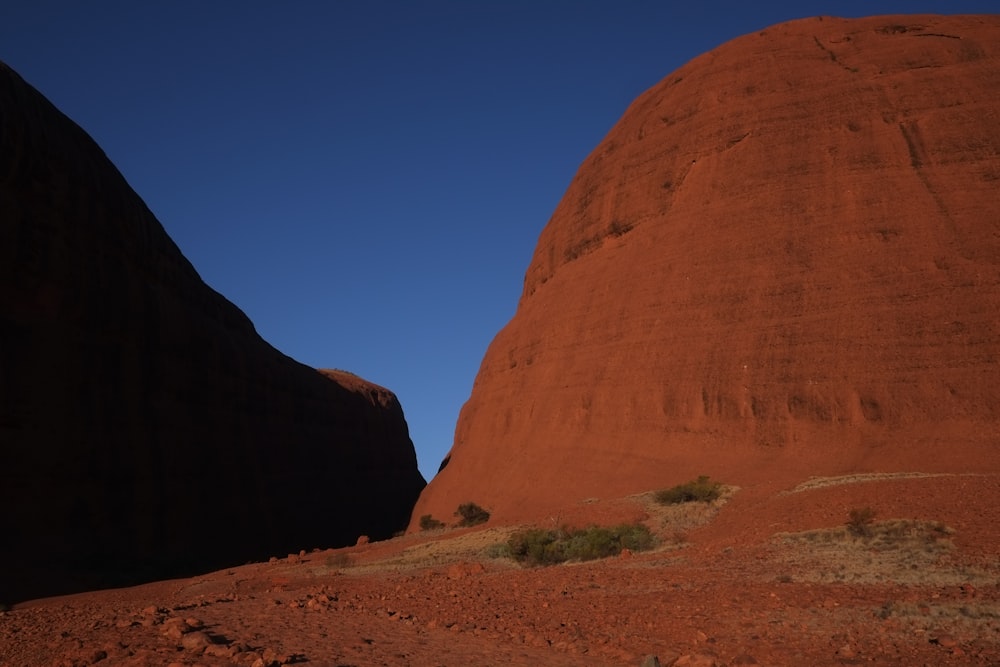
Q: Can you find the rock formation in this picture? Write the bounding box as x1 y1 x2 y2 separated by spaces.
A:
0 61 425 603
412 15 1000 528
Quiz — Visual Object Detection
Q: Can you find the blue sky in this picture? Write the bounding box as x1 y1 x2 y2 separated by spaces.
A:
2 1 995 480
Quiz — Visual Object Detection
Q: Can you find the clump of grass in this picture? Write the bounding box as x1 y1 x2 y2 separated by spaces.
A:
455 502 490 527
506 524 655 566
419 514 445 531
655 475 722 505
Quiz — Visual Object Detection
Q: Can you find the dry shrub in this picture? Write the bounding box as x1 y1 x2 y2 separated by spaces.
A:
419 514 445 531
655 475 722 505
455 502 490 527
847 506 877 537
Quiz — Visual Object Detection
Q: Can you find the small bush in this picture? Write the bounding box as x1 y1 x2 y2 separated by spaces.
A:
655 475 722 505
847 506 877 537
506 524 655 567
455 502 490 527
419 514 445 531
508 528 565 565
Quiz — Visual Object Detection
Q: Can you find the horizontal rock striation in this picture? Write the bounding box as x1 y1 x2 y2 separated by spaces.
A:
413 15 1000 527
0 61 425 603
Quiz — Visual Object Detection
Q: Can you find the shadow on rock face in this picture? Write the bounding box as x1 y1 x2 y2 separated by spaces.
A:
0 61 425 603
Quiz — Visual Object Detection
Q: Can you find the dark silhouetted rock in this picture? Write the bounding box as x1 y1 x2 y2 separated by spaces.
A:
0 61 425 603
412 15 1000 528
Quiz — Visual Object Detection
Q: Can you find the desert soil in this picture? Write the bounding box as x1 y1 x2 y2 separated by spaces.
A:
3 472 998 666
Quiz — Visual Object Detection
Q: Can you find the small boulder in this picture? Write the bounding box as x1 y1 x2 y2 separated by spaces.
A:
180 630 212 652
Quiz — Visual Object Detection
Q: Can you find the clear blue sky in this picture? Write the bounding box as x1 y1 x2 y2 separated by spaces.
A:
2 1 994 480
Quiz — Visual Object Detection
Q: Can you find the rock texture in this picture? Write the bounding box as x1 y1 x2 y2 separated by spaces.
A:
0 61 425 604
413 15 1000 528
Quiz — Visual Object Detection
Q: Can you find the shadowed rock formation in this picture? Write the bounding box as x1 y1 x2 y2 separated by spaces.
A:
0 61 425 604
413 15 1000 528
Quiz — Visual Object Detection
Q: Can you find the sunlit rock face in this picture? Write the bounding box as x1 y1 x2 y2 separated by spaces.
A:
0 61 425 603
412 15 1000 528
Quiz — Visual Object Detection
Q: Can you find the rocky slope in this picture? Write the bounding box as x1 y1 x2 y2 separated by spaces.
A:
413 14 1000 528
0 61 425 604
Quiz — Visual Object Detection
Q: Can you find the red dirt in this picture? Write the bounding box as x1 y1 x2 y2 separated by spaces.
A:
4 473 998 666
412 14 1000 529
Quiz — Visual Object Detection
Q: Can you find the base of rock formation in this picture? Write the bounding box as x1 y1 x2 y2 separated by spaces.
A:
3 470 998 666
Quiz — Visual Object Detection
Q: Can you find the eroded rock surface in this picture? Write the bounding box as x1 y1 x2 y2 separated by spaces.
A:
414 15 1000 527
0 61 425 603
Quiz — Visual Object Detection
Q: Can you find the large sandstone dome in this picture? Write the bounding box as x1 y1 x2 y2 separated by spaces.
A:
413 14 1000 527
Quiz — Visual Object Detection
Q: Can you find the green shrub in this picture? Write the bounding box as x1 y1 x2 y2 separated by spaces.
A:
455 502 490 527
419 514 445 531
618 523 657 552
508 528 564 565
655 475 722 505
506 523 655 566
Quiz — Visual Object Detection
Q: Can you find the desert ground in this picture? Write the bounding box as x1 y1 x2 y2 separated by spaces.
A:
3 470 998 667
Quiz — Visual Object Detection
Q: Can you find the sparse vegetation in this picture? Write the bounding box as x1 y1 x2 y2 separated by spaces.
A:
784 517 954 553
655 475 722 505
419 514 446 531
505 524 655 567
775 518 963 585
455 502 491 527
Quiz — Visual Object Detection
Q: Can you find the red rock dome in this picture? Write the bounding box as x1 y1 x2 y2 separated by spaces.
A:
412 14 1000 528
